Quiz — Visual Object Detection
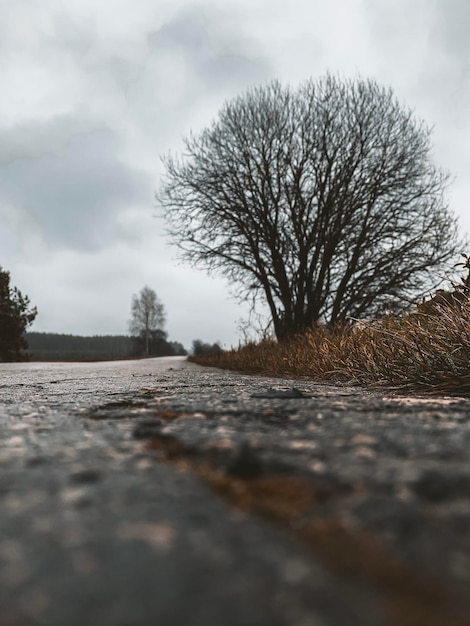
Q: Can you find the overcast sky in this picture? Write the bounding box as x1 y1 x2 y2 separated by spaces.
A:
1 0 469 349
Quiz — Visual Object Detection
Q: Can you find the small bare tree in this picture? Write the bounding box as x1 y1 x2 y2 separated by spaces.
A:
129 286 166 356
159 75 462 340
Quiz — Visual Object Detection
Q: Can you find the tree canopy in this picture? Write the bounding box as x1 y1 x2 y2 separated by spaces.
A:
0 267 37 361
159 75 461 340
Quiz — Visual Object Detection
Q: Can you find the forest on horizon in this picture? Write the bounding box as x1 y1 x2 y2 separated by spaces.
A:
24 331 187 362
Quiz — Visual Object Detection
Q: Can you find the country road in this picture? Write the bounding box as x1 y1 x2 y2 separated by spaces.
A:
1 357 469 625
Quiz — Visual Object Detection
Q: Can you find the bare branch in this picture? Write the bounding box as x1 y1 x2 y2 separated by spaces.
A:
158 75 464 340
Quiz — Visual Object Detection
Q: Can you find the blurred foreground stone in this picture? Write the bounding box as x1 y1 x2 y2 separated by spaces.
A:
0 357 469 625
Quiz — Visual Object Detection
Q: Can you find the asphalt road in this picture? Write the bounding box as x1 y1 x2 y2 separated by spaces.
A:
1 357 469 626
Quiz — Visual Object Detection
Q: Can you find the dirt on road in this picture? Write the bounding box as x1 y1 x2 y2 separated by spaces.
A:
1 357 469 626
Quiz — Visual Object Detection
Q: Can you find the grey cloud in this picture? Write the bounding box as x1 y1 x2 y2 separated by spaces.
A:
147 6 271 91
363 1 433 63
363 0 470 122
429 0 470 111
0 115 105 166
0 129 151 250
363 0 470 79
432 0 470 61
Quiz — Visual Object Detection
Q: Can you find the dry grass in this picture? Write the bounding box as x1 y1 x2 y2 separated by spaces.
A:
190 299 470 395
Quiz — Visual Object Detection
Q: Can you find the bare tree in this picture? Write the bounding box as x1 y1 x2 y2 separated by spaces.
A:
159 75 462 340
129 286 166 356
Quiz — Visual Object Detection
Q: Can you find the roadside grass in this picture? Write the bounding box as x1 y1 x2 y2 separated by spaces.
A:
189 298 470 395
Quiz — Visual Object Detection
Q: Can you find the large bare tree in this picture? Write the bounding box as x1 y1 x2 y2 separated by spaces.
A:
159 75 461 340
129 286 166 356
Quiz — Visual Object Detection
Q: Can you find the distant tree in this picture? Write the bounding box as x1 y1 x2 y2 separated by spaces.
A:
129 286 166 356
130 328 172 357
0 267 37 361
192 339 222 356
159 75 462 341
169 340 187 356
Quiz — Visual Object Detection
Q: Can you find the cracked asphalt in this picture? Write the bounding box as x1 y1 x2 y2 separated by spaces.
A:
0 356 469 626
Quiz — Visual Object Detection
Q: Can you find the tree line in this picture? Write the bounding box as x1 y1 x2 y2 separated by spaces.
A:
0 278 187 362
24 331 186 362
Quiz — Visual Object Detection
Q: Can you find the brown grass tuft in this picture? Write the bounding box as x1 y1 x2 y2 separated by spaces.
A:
190 299 470 395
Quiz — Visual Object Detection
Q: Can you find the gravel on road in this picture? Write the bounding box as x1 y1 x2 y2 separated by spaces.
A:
1 357 469 626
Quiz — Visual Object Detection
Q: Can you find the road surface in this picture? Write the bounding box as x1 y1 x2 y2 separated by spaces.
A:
1 357 469 625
